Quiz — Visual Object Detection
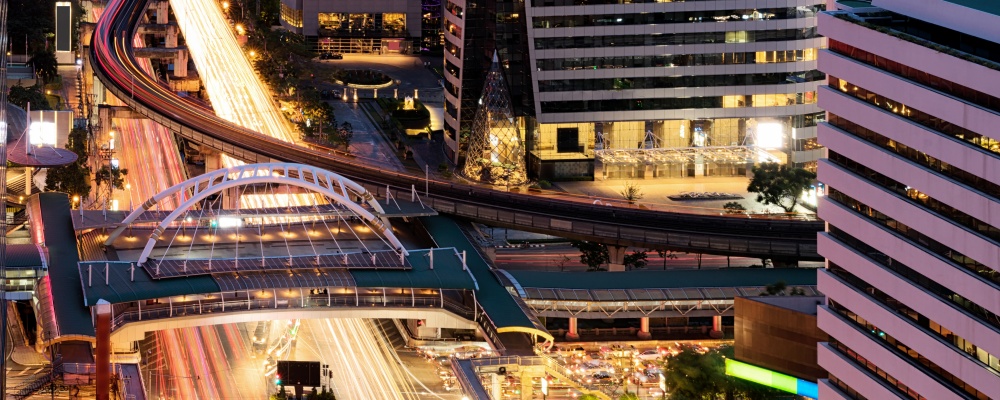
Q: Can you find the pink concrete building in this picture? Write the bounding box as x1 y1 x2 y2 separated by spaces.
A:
816 0 1000 399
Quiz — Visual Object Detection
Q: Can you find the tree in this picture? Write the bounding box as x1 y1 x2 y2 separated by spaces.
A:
746 162 815 213
578 395 601 400
619 181 644 204
661 345 784 400
45 127 91 200
95 165 129 191
338 121 354 149
655 249 677 270
617 393 640 400
29 49 58 83
723 201 746 214
8 84 52 110
571 240 609 271
623 250 647 270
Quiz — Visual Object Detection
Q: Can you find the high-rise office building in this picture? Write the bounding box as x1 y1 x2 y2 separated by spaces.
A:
816 1 1000 399
446 0 827 180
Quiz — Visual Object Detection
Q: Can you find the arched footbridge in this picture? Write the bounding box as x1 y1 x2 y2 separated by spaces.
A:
90 0 823 261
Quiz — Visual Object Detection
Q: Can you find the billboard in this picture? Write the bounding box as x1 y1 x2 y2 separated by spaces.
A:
276 361 322 387
55 2 72 52
725 359 818 399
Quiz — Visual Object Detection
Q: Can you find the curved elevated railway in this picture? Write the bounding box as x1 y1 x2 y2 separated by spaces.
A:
90 0 823 260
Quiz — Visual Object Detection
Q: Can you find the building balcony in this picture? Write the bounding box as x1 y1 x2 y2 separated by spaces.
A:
818 197 1000 317
817 86 1000 184
819 270 1000 396
820 232 1000 359
818 121 1000 227
816 305 970 400
818 12 1000 98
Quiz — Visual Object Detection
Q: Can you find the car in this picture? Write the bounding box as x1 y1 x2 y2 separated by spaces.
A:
330 53 344 59
637 349 663 361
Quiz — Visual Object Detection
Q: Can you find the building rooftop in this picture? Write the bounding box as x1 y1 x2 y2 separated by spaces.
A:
944 0 1000 17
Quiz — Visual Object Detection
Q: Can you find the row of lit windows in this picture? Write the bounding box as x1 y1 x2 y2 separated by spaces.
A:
446 0 463 19
828 300 989 400
537 70 823 92
540 91 816 113
828 375 867 400
830 77 1000 156
280 3 303 28
828 192 1000 376
830 39 1000 113
535 49 818 71
826 188 1000 289
828 337 926 400
533 27 819 49
532 6 821 29
827 263 1000 388
828 150 1000 245
317 13 407 36
828 224 1000 339
827 114 1000 201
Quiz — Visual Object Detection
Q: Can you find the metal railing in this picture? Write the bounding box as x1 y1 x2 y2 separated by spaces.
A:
111 294 475 330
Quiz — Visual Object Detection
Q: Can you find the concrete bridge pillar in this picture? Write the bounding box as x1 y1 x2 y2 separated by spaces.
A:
710 315 724 339
520 371 532 400
95 300 112 400
165 25 178 48
638 317 651 340
202 147 223 173
566 317 579 341
607 245 627 272
173 49 188 78
155 1 169 25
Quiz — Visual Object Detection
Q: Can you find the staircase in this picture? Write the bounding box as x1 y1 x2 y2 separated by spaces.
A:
373 319 408 349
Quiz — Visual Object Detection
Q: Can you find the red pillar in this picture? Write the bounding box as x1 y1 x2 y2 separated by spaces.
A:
638 317 652 340
96 300 112 400
566 317 580 340
710 315 724 339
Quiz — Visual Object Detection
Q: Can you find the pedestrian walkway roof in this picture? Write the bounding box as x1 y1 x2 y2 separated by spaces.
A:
418 217 552 343
499 268 819 302
33 193 97 344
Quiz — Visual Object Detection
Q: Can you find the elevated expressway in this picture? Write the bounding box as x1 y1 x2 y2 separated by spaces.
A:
90 0 823 261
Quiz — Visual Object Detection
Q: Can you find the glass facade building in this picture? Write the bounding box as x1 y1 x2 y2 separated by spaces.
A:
816 1 1000 399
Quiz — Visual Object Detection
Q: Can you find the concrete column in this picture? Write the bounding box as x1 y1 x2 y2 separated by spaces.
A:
203 147 223 173
173 49 188 78
566 317 580 341
638 317 652 340
156 1 169 25
24 167 32 195
607 245 627 272
165 25 178 48
95 300 112 400
710 315 724 339
520 371 532 400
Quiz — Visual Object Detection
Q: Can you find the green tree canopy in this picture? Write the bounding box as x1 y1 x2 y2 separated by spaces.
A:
661 345 788 400
45 127 91 200
623 250 647 270
29 49 58 83
746 162 816 213
8 84 52 110
571 241 609 271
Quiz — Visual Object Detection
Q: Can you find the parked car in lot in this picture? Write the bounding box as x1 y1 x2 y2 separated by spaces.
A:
319 52 344 60
637 349 664 361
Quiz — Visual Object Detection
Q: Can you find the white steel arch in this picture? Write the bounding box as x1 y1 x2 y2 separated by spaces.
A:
105 163 406 264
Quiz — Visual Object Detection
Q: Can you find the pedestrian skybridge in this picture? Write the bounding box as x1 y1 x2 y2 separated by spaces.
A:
31 164 553 356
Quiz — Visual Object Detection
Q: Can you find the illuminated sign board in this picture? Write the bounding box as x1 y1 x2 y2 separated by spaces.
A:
725 359 818 399
55 2 72 52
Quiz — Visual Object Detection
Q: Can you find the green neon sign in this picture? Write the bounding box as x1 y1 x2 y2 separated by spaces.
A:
724 359 817 398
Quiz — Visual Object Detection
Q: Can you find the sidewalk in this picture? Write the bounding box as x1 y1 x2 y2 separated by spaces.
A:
11 346 49 367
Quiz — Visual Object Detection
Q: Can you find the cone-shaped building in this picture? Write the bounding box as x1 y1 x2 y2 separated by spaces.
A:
462 52 527 186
